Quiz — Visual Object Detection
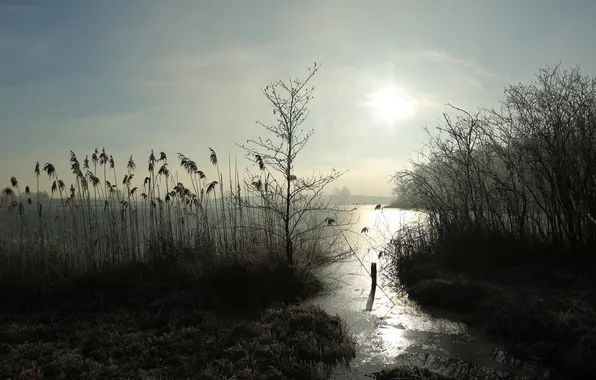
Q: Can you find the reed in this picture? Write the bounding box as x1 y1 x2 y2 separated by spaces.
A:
0 147 349 286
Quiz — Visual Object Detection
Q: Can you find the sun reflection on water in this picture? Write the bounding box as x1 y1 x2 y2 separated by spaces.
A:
320 206 547 379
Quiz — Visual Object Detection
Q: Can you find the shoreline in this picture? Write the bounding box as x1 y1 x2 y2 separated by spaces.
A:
392 255 596 378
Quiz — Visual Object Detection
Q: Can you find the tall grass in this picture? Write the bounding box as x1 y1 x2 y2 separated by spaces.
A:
0 148 351 286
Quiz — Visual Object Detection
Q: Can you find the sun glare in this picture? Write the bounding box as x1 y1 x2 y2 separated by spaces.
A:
364 86 416 124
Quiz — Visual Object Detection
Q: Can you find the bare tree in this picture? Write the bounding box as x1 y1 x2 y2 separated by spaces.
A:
238 63 349 266
392 64 596 256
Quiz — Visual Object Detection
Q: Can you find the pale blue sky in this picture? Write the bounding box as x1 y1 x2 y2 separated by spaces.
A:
1 0 595 196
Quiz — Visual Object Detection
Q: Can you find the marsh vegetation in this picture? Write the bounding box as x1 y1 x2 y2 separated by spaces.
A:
387 65 596 378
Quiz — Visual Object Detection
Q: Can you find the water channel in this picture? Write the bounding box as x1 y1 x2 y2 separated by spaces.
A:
310 206 549 379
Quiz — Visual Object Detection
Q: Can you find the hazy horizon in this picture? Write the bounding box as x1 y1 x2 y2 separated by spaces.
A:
2 0 596 196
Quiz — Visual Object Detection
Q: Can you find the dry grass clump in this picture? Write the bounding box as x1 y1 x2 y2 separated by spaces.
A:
0 211 354 378
0 226 355 379
0 303 356 380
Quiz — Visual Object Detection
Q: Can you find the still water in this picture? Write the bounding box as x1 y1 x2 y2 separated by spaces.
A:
310 206 549 379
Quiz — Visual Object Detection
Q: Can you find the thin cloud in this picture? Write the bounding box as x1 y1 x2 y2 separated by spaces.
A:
392 48 502 80
418 49 496 78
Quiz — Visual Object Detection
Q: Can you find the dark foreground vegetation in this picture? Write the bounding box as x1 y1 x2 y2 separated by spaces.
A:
0 248 358 379
389 65 596 378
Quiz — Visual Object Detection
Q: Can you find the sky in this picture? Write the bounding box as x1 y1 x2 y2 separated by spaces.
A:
1 0 596 197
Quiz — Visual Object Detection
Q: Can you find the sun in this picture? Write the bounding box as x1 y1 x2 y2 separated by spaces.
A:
364 86 416 124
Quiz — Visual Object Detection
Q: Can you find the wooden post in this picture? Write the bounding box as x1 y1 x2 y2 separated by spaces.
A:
365 262 377 311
